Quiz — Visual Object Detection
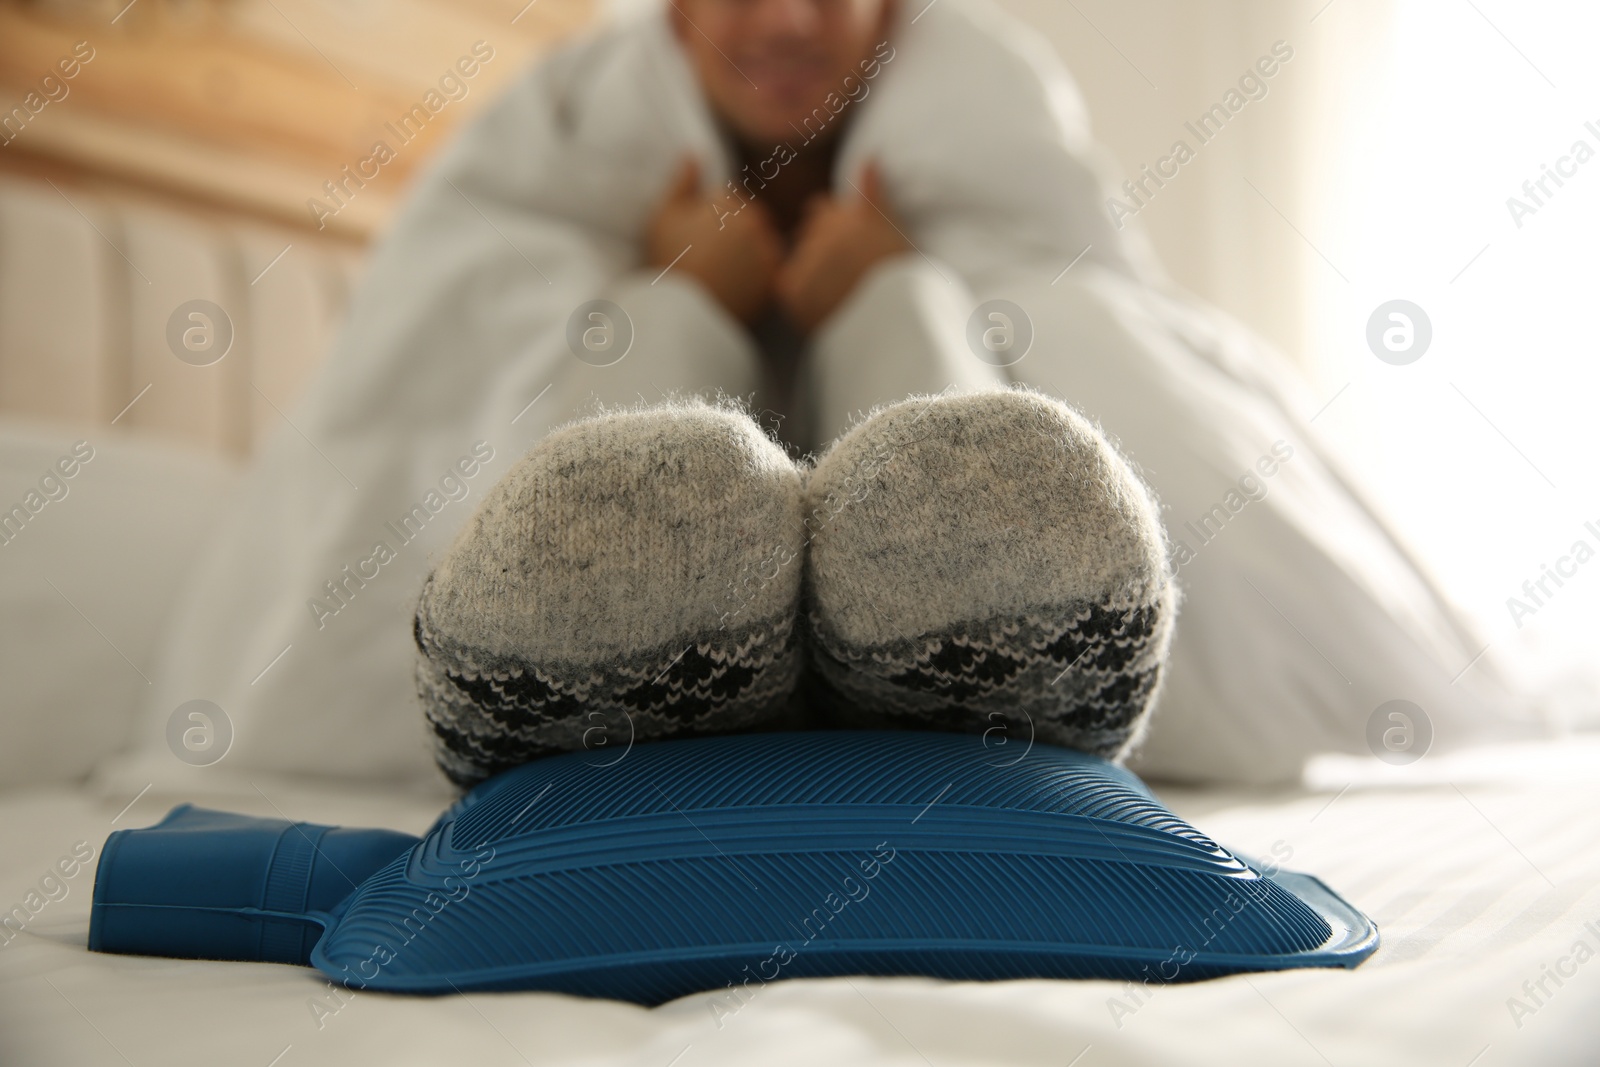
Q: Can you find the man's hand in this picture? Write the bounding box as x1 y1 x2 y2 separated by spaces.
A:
776 161 912 335
646 158 783 325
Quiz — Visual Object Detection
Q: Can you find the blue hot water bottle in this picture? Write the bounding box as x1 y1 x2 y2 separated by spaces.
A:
89 731 1377 1002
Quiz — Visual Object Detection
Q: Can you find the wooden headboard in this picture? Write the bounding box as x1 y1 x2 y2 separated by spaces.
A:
0 0 596 455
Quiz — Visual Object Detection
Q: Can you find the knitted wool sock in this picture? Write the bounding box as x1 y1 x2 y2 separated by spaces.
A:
416 400 806 787
801 389 1176 761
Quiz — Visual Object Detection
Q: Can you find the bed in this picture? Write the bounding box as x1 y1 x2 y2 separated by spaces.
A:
4 735 1598 1066
5 5 1598 1062
1 207 1592 1067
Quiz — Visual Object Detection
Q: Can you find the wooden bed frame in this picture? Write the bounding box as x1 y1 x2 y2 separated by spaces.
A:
0 0 593 455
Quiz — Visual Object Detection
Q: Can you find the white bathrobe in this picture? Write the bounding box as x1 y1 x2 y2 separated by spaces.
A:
107 0 1537 793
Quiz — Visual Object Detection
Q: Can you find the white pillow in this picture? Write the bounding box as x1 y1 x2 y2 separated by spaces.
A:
0 420 236 788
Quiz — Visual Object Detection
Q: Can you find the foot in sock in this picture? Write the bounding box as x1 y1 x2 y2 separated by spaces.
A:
415 400 806 787
800 388 1175 760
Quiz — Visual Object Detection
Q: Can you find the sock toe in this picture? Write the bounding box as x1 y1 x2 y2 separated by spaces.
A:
802 388 1175 760
417 400 806 786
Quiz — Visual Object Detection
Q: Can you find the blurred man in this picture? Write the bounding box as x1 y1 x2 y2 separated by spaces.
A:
118 0 1531 798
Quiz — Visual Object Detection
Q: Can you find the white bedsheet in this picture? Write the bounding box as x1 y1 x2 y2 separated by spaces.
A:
5 736 1598 1067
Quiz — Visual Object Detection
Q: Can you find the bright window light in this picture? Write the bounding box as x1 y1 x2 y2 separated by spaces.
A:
1307 0 1600 697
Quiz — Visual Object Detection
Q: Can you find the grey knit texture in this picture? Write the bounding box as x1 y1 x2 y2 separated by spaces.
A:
416 400 807 786
802 389 1176 761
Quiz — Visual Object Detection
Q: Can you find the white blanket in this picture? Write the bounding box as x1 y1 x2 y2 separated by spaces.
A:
9 737 1600 1066
97 0 1542 798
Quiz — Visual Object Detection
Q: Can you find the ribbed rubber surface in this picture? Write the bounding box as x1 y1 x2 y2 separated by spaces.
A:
311 732 1376 1001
